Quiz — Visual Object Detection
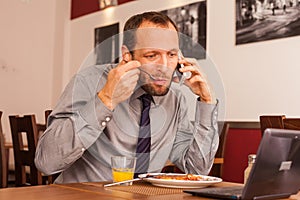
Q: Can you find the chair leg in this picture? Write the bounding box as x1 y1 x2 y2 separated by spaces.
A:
30 167 42 185
15 165 26 186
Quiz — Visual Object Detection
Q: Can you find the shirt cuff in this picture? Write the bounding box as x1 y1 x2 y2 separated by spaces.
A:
195 99 218 126
77 94 113 148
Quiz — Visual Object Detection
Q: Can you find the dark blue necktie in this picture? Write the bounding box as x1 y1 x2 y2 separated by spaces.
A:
134 94 152 178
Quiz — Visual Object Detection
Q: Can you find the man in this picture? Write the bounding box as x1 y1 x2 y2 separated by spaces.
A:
35 11 219 183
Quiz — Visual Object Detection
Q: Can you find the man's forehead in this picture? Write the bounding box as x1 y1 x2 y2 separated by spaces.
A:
134 28 179 50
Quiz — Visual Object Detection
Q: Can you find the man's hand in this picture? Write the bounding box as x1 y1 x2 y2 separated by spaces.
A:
98 60 141 110
174 58 214 104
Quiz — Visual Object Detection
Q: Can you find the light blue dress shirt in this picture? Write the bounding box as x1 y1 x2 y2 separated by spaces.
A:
35 64 219 183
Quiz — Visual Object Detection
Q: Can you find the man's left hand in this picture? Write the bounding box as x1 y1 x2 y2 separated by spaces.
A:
175 58 214 104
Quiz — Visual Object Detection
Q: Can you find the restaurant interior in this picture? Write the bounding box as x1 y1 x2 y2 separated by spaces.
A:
1 0 300 199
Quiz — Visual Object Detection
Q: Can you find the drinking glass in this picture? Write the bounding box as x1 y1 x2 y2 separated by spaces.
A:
111 156 136 185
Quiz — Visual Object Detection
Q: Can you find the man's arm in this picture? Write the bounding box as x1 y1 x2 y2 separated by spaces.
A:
169 99 219 175
170 56 219 174
35 61 141 175
35 72 112 175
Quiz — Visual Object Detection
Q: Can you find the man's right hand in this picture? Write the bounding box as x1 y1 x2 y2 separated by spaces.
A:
98 60 141 110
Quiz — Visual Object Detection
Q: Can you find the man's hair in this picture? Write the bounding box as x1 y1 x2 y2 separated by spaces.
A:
123 11 178 52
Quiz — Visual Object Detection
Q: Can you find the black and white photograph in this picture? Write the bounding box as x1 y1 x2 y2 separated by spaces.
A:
94 23 119 64
161 0 207 59
236 0 300 45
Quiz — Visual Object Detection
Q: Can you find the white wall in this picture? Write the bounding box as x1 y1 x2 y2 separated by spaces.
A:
1 0 300 142
68 0 300 122
208 0 300 121
0 0 70 141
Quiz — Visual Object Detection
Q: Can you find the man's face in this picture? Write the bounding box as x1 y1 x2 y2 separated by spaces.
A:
132 22 179 96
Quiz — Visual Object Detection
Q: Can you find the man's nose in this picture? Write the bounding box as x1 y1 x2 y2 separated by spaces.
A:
158 54 168 66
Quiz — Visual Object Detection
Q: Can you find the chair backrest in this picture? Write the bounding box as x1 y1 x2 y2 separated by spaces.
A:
0 111 8 188
44 110 52 125
209 121 230 178
283 118 300 130
9 115 42 186
221 121 261 183
259 115 286 135
42 109 60 184
0 111 3 135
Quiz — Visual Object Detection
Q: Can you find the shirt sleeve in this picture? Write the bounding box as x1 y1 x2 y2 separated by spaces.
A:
169 98 219 175
35 72 112 175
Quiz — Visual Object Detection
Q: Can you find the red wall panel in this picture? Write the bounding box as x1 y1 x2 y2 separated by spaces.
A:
222 128 262 183
71 0 135 19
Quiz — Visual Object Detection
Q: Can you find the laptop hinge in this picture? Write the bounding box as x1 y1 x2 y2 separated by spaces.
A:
253 193 291 200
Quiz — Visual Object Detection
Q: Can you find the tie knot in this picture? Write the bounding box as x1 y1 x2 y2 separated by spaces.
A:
140 94 152 108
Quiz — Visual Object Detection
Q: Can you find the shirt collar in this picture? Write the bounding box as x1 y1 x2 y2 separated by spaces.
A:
130 87 156 105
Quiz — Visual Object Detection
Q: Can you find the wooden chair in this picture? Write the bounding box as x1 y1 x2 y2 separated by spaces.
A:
259 115 286 135
33 110 52 136
44 110 52 124
0 111 3 138
44 110 60 184
221 121 261 183
209 122 229 178
260 115 300 131
283 118 300 130
0 111 8 188
9 115 42 186
42 109 60 184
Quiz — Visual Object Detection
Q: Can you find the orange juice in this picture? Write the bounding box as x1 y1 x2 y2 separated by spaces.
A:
112 168 134 182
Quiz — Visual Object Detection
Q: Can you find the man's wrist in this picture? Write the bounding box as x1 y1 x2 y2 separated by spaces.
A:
98 90 114 110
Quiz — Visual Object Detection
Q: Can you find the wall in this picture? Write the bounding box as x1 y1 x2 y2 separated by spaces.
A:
0 0 70 141
67 0 300 122
208 0 300 121
1 0 300 139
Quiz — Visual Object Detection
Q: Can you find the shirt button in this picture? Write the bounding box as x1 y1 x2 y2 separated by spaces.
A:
101 121 107 127
105 116 111 122
81 148 85 152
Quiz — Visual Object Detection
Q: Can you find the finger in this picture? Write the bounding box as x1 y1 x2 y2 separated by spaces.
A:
178 58 195 66
186 73 206 84
120 69 140 86
122 68 140 79
179 65 197 74
118 60 141 73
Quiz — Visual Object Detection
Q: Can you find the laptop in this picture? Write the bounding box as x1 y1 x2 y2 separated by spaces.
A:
184 128 300 199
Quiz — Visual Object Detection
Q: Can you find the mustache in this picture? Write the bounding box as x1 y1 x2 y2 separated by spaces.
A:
139 64 173 80
143 71 170 80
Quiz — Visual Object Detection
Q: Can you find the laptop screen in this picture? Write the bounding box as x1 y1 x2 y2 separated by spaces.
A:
184 128 300 200
242 128 300 199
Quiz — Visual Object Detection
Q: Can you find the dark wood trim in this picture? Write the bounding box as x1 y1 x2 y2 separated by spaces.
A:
226 121 260 129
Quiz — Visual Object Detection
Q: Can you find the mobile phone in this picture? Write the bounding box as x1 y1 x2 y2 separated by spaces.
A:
175 63 183 78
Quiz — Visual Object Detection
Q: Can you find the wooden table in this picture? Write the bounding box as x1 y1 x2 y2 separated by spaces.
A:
0 181 299 200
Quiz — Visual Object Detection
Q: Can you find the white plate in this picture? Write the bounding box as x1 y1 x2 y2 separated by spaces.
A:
139 173 222 188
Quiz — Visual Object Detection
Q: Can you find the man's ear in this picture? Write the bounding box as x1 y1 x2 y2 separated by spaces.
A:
121 45 132 62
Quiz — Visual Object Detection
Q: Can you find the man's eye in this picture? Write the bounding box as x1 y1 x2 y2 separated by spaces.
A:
169 52 177 58
145 54 156 59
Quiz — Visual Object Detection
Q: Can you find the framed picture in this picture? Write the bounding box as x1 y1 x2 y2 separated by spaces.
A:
161 1 207 59
95 23 119 64
236 0 300 45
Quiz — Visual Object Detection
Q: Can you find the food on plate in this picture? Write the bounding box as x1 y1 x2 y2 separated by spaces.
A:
152 174 215 181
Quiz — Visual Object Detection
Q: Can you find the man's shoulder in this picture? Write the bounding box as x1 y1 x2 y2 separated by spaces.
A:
68 64 115 89
77 64 114 78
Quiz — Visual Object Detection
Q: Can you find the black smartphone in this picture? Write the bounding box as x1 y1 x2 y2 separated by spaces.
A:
175 63 183 79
